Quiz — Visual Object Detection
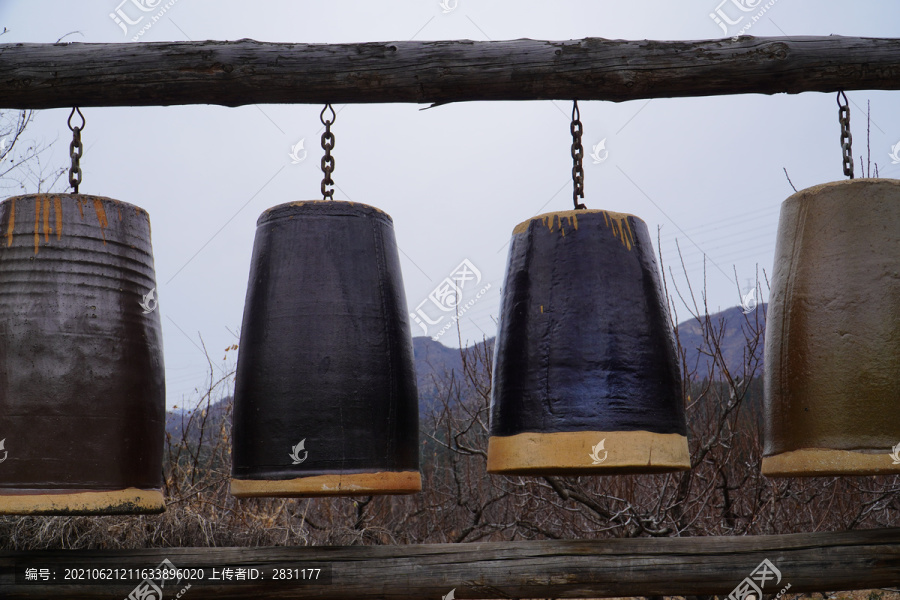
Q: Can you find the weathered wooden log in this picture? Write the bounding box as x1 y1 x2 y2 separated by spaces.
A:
0 36 899 108
1 528 899 598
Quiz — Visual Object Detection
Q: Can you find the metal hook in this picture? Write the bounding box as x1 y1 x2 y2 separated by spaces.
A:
67 107 85 131
320 103 336 126
835 90 848 108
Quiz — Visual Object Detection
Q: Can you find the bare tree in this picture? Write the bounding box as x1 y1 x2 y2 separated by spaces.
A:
0 108 67 194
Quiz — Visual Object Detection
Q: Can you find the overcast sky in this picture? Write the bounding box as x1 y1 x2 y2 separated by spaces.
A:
2 1 899 409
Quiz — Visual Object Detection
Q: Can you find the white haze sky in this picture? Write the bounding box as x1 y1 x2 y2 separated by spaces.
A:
2 1 899 409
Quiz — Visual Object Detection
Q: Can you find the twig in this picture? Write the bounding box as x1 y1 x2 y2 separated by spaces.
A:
783 167 798 192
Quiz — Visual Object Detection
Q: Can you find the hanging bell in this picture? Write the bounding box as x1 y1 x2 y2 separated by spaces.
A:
0 194 165 514
763 178 900 476
230 201 421 497
488 209 690 475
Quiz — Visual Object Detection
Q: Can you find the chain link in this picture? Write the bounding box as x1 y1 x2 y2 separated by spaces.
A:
320 104 336 200
67 107 85 193
570 100 586 210
837 91 853 179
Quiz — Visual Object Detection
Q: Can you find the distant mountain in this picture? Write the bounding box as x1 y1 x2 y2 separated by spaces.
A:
412 336 495 416
674 303 767 380
412 336 464 415
165 397 231 443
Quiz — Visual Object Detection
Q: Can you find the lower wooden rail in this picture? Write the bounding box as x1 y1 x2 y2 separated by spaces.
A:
1 528 899 599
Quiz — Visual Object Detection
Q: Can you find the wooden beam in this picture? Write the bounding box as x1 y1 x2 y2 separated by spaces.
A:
2 528 900 598
0 36 899 109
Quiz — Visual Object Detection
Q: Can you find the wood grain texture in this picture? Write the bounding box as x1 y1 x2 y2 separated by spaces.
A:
2 528 900 598
0 36 898 108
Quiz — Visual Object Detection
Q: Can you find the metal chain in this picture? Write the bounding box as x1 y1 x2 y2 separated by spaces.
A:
320 104 336 200
837 91 853 179
570 100 586 210
67 107 85 193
